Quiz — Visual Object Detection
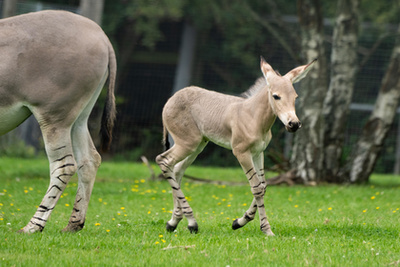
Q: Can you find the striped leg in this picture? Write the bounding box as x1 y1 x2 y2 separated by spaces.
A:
233 153 268 230
234 151 274 236
156 144 202 233
62 122 101 232
20 126 77 233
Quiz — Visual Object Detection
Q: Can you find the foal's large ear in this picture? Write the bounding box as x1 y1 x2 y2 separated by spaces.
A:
260 56 275 81
284 59 317 84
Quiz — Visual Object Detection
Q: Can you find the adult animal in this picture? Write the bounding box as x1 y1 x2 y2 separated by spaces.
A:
0 10 116 233
156 57 316 235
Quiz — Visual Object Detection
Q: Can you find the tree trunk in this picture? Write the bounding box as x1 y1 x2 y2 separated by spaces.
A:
343 24 400 183
289 0 328 184
80 0 105 25
2 0 17 18
322 0 360 182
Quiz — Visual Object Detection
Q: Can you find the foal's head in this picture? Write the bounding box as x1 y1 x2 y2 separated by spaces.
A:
260 56 316 133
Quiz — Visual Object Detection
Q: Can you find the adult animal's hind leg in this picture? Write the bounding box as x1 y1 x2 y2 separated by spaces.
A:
20 125 77 233
62 75 105 232
156 142 204 233
62 122 101 232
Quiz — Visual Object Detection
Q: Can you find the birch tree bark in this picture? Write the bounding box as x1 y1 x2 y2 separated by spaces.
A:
80 0 105 25
289 0 328 184
321 0 360 182
344 24 400 183
2 0 17 18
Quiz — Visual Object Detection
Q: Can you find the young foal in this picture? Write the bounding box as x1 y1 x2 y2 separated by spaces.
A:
156 57 316 235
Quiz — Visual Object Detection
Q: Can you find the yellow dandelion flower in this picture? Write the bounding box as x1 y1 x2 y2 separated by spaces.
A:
393 210 396 213
0 218 3 221
371 196 375 200
217 202 221 206
159 234 163 238
106 229 110 233
65 204 70 207
10 203 14 206
24 190 28 194
121 207 125 210
140 179 145 183
242 203 247 206
227 204 231 207
98 198 103 202
221 212 224 214
155 241 160 245
363 210 367 213
95 223 101 226
161 239 166 243
376 207 379 210
148 211 151 214
294 205 298 208
0 203 3 206
328 207 332 210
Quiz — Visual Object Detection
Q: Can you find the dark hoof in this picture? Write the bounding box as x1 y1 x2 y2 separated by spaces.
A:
232 219 243 230
188 224 198 234
166 222 177 232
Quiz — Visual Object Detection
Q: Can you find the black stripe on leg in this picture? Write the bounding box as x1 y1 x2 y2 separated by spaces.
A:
246 168 254 175
51 164 75 175
46 185 62 193
53 146 66 151
248 172 257 181
33 216 47 222
53 154 73 162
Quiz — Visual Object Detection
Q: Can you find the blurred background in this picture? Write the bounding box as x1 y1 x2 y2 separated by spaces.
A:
0 0 399 176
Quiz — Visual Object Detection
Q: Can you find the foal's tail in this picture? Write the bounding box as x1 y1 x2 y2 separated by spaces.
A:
100 42 117 152
162 126 170 151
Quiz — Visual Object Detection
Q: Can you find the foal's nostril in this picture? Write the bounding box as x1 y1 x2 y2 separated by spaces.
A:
288 121 300 131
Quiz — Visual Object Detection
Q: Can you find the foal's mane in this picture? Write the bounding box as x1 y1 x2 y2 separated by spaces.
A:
240 77 267 99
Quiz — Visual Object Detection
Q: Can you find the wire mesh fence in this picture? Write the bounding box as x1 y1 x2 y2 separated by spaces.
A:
0 1 399 174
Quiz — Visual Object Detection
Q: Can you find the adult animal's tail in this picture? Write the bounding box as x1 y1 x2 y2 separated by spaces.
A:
162 126 170 151
100 42 117 152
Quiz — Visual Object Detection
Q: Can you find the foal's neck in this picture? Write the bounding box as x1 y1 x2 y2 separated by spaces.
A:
243 87 276 132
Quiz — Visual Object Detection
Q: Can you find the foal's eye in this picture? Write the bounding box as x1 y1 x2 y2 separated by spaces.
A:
273 94 281 100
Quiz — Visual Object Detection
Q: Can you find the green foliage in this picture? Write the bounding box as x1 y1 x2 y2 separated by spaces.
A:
1 158 400 266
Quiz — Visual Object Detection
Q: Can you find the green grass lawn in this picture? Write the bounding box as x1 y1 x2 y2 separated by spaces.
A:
1 157 400 266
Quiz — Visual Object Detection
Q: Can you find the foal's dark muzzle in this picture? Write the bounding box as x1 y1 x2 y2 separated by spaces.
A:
286 121 302 133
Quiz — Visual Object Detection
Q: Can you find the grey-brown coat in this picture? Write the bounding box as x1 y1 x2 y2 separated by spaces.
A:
156 57 316 235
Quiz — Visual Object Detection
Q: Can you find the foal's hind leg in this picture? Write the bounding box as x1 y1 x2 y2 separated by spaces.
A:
20 124 77 233
156 142 205 233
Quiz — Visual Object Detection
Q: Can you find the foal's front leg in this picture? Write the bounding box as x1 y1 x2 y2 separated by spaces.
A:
232 153 267 230
234 151 274 236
